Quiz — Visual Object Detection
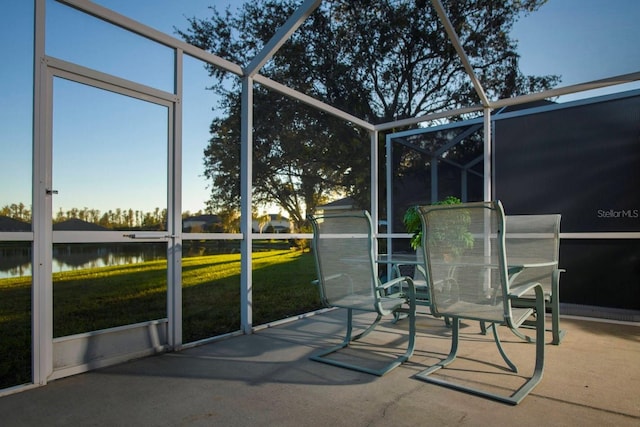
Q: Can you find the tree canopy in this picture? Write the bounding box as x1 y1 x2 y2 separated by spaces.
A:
178 0 559 230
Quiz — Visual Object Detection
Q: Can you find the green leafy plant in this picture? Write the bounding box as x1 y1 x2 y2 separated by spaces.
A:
403 196 470 252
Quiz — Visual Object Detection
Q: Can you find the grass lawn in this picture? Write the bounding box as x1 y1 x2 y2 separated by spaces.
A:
0 249 321 389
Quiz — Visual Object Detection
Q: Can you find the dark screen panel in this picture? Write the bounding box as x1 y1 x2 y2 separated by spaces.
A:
495 94 640 310
495 94 640 233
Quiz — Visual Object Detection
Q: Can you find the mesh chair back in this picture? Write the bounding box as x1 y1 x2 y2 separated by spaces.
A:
310 211 379 310
419 201 507 323
505 215 560 297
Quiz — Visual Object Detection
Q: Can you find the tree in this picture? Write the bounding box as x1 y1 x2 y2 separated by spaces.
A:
178 0 559 229
0 203 31 222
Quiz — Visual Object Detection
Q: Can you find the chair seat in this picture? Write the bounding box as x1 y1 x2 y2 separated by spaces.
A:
332 294 404 312
380 296 406 312
456 306 532 326
440 300 504 323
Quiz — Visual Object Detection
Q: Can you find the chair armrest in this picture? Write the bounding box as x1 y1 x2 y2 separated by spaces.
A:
378 275 413 290
378 276 416 298
509 281 544 299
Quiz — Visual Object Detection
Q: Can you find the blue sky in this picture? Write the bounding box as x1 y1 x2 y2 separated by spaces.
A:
1 0 639 217
512 0 640 90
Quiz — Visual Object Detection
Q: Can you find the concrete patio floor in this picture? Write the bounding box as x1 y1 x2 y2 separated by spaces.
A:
0 310 638 426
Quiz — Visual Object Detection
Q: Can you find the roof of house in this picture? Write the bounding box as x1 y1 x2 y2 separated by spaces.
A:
316 197 355 210
0 216 30 231
183 214 220 223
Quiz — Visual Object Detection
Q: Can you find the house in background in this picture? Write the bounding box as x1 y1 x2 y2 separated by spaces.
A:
182 214 221 232
252 213 292 233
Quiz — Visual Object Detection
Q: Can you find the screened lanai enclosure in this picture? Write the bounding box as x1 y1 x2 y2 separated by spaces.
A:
1 0 639 395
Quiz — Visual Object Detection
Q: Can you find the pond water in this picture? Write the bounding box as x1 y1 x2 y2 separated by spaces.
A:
0 240 240 279
0 244 166 279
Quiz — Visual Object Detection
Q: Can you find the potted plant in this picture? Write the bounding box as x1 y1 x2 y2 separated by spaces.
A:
403 196 474 259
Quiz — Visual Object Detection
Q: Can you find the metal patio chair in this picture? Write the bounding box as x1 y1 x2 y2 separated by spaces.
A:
505 214 565 345
414 201 547 404
309 210 416 376
480 214 565 344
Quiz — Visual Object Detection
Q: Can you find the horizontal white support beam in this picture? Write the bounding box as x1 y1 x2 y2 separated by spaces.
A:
252 233 313 240
0 232 34 241
377 233 640 240
52 231 169 243
182 233 243 240
560 232 640 239
45 56 177 105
